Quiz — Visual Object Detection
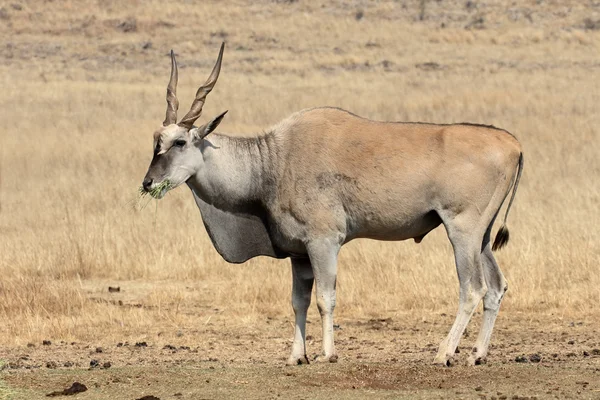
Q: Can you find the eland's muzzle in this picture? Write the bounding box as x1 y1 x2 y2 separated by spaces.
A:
142 177 153 192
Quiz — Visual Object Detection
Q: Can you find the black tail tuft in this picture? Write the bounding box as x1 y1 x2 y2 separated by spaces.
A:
492 225 510 251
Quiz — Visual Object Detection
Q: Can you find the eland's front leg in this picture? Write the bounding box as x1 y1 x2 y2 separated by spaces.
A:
287 257 314 365
306 238 340 363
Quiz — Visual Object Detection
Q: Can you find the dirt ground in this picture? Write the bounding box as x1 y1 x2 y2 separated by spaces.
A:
1 282 600 400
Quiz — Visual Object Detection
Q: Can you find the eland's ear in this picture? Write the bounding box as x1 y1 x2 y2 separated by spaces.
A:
194 110 228 140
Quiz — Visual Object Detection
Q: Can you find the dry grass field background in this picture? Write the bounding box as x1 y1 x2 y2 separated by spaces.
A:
1 0 600 398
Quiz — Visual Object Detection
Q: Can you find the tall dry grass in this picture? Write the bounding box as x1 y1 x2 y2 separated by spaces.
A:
0 0 599 345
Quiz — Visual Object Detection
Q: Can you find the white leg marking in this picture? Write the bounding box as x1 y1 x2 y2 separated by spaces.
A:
306 238 340 363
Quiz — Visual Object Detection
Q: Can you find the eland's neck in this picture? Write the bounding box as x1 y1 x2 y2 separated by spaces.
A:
187 131 277 212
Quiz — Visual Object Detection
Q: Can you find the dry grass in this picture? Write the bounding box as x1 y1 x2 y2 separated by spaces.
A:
0 0 599 345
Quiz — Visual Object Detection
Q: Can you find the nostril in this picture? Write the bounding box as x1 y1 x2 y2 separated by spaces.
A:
143 178 153 191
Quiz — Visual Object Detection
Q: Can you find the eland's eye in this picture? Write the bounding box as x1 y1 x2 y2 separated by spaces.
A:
174 139 186 147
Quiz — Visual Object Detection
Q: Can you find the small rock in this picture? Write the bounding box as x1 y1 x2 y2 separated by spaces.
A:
108 286 120 293
136 396 160 400
89 359 99 368
63 361 74 367
355 10 364 21
568 340 575 345
591 349 600 355
26 343 35 348
46 361 58 369
42 340 52 346
102 362 112 369
95 347 103 353
514 355 528 363
142 41 152 50
475 386 483 392
529 353 542 363
46 382 87 397
135 341 148 348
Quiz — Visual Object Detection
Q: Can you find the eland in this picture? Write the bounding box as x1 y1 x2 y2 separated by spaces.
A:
141 43 523 366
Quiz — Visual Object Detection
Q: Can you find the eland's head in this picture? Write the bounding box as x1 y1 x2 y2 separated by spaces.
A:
142 43 227 199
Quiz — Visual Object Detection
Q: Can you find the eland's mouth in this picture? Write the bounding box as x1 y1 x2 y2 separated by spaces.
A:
140 180 173 200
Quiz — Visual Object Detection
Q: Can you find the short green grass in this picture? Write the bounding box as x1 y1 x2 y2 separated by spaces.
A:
136 180 172 209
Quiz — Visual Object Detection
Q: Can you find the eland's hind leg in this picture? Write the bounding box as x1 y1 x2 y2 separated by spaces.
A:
468 231 508 365
433 213 487 366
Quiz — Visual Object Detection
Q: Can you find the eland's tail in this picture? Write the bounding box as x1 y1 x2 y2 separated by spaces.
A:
492 152 524 251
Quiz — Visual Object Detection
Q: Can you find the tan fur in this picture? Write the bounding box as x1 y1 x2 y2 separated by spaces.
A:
269 108 521 243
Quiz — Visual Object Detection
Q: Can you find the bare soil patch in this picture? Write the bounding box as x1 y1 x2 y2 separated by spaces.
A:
2 308 600 399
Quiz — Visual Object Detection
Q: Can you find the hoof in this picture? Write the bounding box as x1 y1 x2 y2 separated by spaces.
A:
313 353 338 363
286 355 310 366
468 355 487 366
432 355 454 367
